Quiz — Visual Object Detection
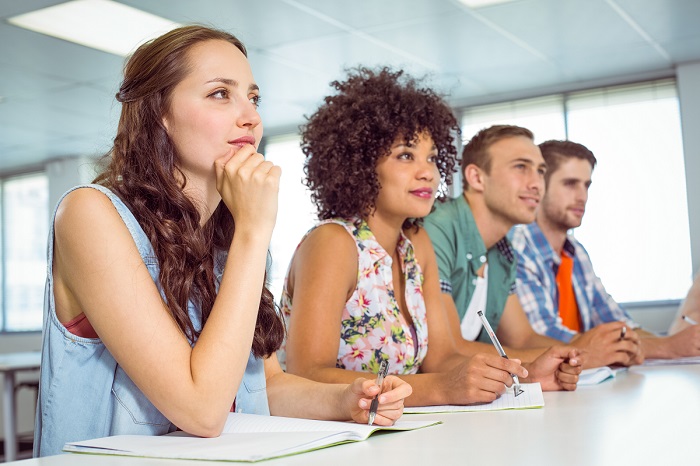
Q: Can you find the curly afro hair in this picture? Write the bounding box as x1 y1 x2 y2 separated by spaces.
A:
301 67 460 228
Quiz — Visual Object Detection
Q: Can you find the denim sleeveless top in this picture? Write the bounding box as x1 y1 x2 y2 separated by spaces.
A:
34 185 269 457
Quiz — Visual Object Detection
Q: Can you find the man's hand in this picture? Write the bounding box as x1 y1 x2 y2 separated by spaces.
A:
571 321 643 368
523 346 583 391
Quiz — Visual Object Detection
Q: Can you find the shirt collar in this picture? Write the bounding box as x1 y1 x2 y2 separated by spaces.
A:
353 218 414 267
458 196 514 268
526 222 575 265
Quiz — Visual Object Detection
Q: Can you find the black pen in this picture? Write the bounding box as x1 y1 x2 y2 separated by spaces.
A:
477 310 523 397
367 360 389 426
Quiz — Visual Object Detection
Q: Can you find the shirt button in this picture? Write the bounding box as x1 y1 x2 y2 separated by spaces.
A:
479 255 486 263
466 253 473 260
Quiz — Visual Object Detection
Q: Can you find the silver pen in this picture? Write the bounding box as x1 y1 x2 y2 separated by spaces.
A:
367 360 389 426
682 315 698 325
477 310 523 397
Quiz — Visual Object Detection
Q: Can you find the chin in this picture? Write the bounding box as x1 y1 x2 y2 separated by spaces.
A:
515 213 537 225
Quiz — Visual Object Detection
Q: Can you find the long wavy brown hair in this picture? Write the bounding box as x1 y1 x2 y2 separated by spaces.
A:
93 25 284 358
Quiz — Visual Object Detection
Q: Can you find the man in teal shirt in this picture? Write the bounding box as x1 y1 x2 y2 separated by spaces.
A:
424 125 642 366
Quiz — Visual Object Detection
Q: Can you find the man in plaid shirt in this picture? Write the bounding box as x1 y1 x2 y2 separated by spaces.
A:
511 140 700 361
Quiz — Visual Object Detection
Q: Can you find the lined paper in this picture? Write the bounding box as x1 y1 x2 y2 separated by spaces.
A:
404 382 544 414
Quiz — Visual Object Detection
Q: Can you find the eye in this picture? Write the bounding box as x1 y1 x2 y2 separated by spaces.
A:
397 152 413 160
514 163 526 170
537 168 546 176
209 89 229 100
428 154 438 164
249 95 261 108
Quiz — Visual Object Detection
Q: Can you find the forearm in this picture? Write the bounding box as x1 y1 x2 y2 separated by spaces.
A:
453 336 545 363
266 371 352 420
637 330 676 359
289 364 451 407
188 233 271 420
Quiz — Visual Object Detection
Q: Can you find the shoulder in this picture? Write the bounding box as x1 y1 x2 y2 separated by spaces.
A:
288 221 358 295
55 187 123 236
303 222 356 249
292 222 358 269
424 199 462 246
425 197 460 227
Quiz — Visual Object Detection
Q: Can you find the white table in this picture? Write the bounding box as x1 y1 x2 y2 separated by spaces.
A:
7 363 699 465
0 351 41 462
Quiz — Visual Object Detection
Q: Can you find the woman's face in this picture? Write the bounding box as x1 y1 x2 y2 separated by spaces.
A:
372 131 440 224
163 39 263 186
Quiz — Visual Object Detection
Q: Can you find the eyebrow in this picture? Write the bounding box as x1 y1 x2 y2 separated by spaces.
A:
562 177 592 184
512 157 545 167
391 141 438 150
205 78 259 92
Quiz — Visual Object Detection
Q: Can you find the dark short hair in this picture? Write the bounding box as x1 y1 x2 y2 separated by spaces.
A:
302 66 460 229
538 140 597 185
461 125 534 189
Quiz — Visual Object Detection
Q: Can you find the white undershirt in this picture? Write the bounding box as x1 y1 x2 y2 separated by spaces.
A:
461 264 488 341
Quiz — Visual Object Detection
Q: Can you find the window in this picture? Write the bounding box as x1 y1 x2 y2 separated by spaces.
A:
567 81 690 303
460 79 691 303
264 135 317 302
1 172 49 332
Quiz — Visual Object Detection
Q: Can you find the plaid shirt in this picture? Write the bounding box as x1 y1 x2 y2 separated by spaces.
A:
510 222 636 343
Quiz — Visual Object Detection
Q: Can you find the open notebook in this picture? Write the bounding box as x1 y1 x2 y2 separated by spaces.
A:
404 382 544 414
63 413 440 462
578 366 627 385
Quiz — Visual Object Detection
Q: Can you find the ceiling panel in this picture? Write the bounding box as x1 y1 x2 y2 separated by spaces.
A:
0 22 124 82
0 0 64 19
290 0 459 31
479 0 657 59
615 0 700 44
119 0 343 49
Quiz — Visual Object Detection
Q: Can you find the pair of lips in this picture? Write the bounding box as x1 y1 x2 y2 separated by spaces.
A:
520 195 540 206
569 207 586 216
410 188 434 198
229 136 256 147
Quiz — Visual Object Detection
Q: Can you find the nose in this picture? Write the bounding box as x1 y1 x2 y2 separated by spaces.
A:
528 169 544 194
577 185 589 204
236 99 262 129
416 157 437 181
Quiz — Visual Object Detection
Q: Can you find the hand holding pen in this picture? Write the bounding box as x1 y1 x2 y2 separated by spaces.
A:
368 360 389 425
477 311 524 397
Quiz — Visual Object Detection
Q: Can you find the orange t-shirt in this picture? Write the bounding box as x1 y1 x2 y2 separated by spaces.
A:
556 252 581 332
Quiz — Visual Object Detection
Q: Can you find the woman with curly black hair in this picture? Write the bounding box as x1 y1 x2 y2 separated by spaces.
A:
281 67 530 407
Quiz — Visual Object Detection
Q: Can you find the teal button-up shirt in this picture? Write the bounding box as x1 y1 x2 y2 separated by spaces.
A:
423 195 516 343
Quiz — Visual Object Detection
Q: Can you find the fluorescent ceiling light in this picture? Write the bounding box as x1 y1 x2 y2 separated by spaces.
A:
8 0 181 57
458 0 518 8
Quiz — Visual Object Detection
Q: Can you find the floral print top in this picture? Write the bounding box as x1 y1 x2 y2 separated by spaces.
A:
280 218 429 375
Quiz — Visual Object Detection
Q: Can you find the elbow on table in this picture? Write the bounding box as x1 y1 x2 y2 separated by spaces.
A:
178 411 228 439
